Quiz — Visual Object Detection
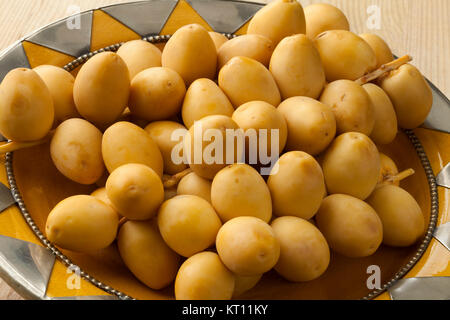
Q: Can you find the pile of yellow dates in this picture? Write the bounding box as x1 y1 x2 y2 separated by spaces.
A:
0 0 431 300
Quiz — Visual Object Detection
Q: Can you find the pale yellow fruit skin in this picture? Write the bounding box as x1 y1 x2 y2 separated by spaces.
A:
177 172 212 203
232 101 288 157
379 64 432 129
158 195 222 257
129 67 186 122
183 115 242 180
278 96 336 155
270 34 325 100
378 153 399 186
247 0 306 46
116 39 162 80
91 187 116 210
218 56 281 108
45 195 119 253
208 31 229 51
322 132 380 200
304 3 349 39
316 194 383 258
367 185 424 247
73 52 129 127
162 24 217 85
271 216 330 282
106 163 164 220
34 65 80 126
314 30 377 81
232 274 262 298
218 34 274 69
145 121 188 175
359 33 394 69
211 164 272 223
181 78 234 129
216 216 280 276
320 80 375 135
102 121 164 177
50 118 105 185
0 68 54 141
268 152 326 220
175 251 235 300
362 83 398 145
118 220 180 290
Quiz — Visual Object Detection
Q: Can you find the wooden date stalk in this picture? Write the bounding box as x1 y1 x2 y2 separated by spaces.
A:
0 130 55 154
379 168 415 186
163 168 193 189
355 55 413 86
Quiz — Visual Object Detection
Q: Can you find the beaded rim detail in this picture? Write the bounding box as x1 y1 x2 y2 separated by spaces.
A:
5 34 438 300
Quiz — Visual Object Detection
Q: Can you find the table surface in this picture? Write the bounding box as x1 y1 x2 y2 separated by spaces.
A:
0 0 448 300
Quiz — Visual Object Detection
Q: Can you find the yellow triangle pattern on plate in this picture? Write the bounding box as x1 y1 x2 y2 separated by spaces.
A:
0 206 42 246
234 20 251 36
46 259 109 298
22 41 75 68
91 10 141 52
160 0 212 35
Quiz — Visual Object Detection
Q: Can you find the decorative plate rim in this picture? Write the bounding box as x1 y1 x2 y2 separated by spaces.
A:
0 0 443 300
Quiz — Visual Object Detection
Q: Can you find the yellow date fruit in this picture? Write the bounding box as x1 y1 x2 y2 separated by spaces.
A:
314 30 377 81
233 274 262 298
270 34 325 100
316 194 383 257
34 65 79 125
73 52 129 127
162 24 217 85
320 80 375 135
181 78 234 128
359 33 394 69
102 121 164 177
278 96 336 155
268 152 326 220
379 64 432 129
322 132 380 200
208 31 229 51
129 67 186 122
0 68 54 141
218 34 274 69
218 56 281 108
158 195 222 257
106 163 164 220
232 100 287 158
175 251 234 300
272 216 330 282
145 121 188 175
247 0 306 46
177 172 212 203
367 185 424 247
183 115 242 180
378 153 399 186
46 195 118 252
304 3 349 39
116 39 162 80
50 118 104 185
216 216 280 276
211 164 272 223
118 220 180 290
362 83 398 145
